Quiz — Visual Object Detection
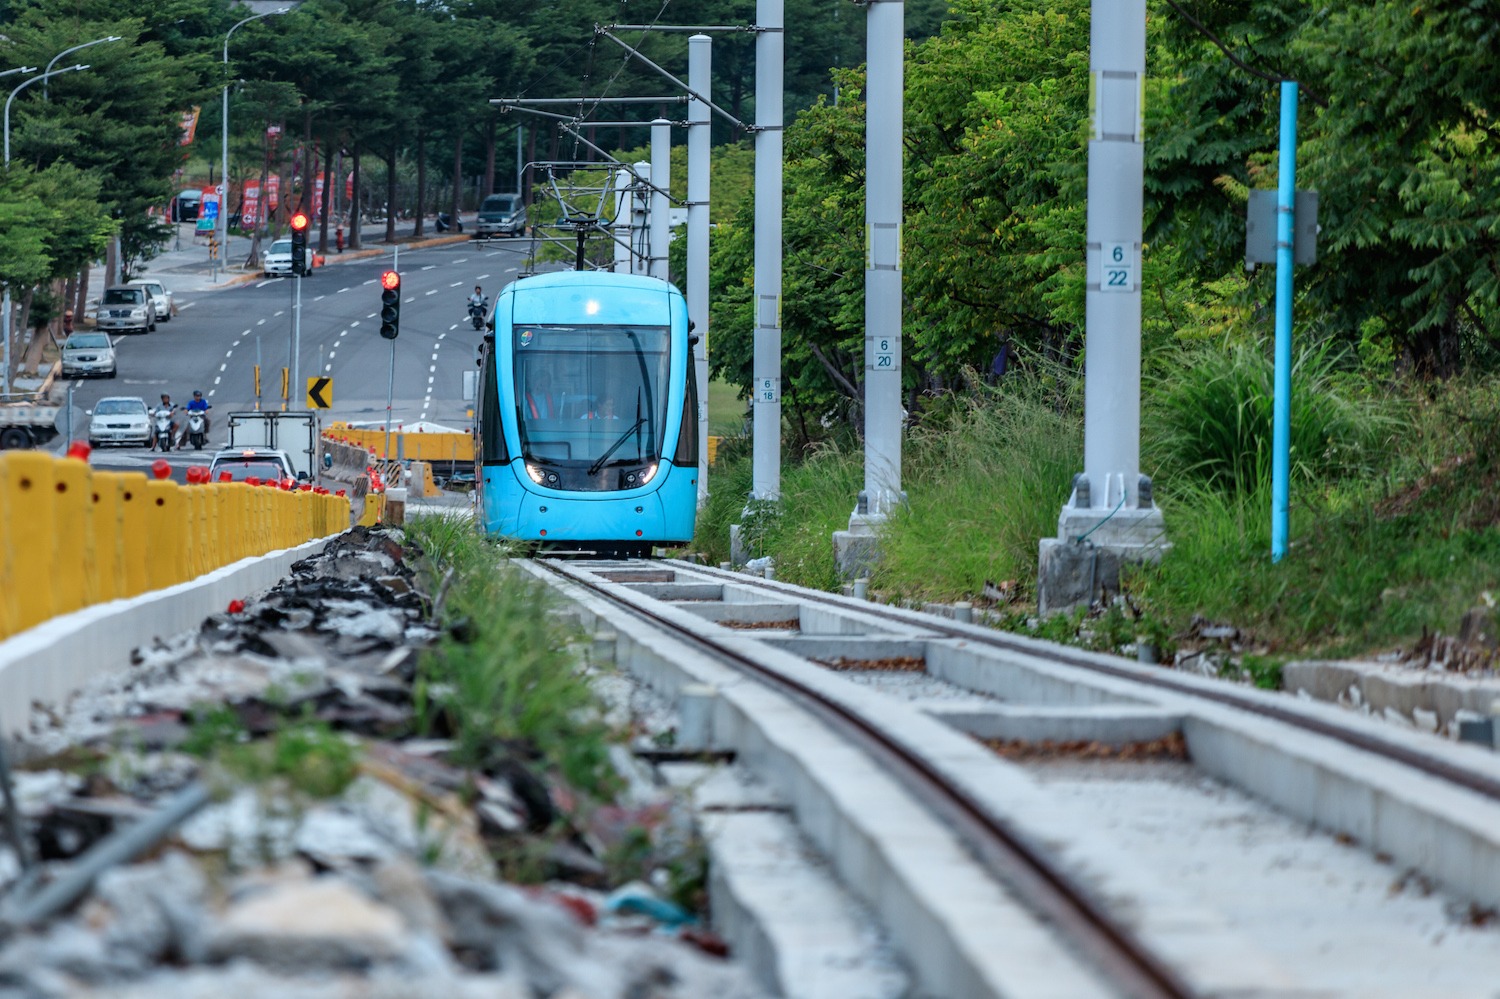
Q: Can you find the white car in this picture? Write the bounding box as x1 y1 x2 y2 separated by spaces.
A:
88 396 150 447
208 447 299 482
126 279 174 322
60 333 117 379
262 238 294 278
96 286 155 334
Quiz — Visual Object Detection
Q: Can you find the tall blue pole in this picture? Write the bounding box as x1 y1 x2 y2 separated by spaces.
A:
1271 81 1297 562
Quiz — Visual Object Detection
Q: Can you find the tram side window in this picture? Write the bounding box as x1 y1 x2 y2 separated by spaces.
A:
673 367 699 466
480 347 508 462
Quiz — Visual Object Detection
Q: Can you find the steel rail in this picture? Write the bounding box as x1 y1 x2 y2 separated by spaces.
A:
537 558 1200 999
680 561 1500 803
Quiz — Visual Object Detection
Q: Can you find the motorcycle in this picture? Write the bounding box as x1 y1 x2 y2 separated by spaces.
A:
468 298 488 331
150 407 174 452
186 411 207 451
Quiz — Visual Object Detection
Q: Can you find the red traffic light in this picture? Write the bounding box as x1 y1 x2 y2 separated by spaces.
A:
381 270 400 290
290 211 310 232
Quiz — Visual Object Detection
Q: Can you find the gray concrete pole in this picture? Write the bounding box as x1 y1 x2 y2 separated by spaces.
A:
688 35 712 508
612 167 633 272
649 119 671 281
750 0 784 502
858 0 904 520
1035 0 1160 615
1079 0 1146 512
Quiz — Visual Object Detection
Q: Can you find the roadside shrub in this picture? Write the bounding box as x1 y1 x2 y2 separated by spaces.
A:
1145 340 1392 494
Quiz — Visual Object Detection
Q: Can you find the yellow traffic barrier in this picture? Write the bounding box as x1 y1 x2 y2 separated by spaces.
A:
324 427 473 463
708 435 721 466
143 479 187 591
117 473 149 598
357 492 385 528
0 451 350 642
4 452 58 631
52 459 93 616
0 458 13 638
91 472 127 605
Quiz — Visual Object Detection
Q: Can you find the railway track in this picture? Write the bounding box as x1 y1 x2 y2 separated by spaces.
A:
525 557 1500 999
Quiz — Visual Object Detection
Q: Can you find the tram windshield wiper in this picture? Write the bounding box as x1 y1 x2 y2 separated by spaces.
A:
588 417 648 476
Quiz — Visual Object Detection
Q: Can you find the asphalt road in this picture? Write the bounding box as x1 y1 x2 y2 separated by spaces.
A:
63 239 529 478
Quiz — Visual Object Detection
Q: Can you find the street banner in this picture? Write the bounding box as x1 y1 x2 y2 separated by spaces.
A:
243 180 261 227
267 175 280 213
314 172 325 219
178 107 201 146
346 171 354 203
200 187 220 221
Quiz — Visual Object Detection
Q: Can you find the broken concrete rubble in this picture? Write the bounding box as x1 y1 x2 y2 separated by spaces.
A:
0 527 764 998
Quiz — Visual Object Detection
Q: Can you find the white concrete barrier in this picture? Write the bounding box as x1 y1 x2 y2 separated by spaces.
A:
0 533 339 737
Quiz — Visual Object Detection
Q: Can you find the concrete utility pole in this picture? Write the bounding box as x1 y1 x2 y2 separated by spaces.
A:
649 119 670 281
1036 0 1166 614
688 35 712 508
749 0 784 503
834 0 904 576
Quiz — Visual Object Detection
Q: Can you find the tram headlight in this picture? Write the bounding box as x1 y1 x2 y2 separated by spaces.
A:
638 462 658 485
526 463 547 485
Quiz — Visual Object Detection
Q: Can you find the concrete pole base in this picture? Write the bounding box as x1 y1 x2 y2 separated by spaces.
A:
1036 505 1168 616
832 511 884 581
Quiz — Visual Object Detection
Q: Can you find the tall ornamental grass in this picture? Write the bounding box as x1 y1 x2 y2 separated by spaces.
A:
1144 340 1392 495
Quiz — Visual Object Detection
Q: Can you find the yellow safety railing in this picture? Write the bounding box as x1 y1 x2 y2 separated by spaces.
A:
0 451 350 642
325 426 473 463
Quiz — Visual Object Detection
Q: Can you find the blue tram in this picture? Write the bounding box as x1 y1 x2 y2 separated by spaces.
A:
474 271 698 554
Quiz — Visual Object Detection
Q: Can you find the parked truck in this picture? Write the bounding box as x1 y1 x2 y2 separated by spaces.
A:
222 411 321 482
0 399 62 450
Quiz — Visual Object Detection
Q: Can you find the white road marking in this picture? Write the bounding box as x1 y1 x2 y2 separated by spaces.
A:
273 310 284 317
232 340 241 347
224 350 232 358
350 320 360 327
219 363 227 372
439 333 447 339
213 376 221 385
424 289 437 296
366 313 377 320
254 279 276 288
256 319 267 325
448 281 462 288
421 264 436 271
403 297 415 303
429 365 436 373
454 258 468 263
179 302 195 311
328 352 335 359
362 279 377 286
314 295 326 302
477 274 490 280
337 287 349 293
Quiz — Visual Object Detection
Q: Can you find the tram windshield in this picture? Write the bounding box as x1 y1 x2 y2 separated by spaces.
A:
513 323 671 490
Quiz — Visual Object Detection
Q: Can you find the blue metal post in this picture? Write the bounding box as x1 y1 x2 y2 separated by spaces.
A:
1272 82 1297 562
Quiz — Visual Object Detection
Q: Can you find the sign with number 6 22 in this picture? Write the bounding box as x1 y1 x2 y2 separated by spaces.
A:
1101 242 1134 293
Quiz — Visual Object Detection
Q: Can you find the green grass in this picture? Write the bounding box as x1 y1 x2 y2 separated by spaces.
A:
694 354 1500 674
406 514 617 797
707 378 747 437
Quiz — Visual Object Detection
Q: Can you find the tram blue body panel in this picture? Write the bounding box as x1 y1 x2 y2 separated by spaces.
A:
475 271 697 549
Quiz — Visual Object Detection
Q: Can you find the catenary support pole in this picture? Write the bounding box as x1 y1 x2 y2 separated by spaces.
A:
688 35 712 508
1272 81 1297 562
750 0 783 502
1035 0 1161 615
649 119 671 281
859 0 904 519
1080 0 1146 516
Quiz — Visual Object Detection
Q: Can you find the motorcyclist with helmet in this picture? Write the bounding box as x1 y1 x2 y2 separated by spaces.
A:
181 390 211 448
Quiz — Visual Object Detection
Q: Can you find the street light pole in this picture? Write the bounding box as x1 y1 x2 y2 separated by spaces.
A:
3 63 86 398
222 8 289 282
43 36 119 99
